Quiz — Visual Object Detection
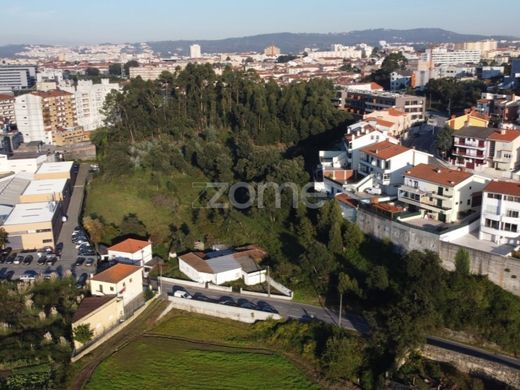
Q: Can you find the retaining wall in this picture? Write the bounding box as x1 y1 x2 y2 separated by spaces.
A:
167 296 281 323
207 283 233 292
239 288 293 300
158 276 204 288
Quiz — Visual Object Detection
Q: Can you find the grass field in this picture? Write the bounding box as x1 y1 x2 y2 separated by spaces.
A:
85 311 319 390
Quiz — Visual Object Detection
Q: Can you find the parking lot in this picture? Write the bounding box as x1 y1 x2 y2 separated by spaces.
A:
0 164 99 284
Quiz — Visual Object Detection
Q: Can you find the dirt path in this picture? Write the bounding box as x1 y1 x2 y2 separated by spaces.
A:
67 298 168 390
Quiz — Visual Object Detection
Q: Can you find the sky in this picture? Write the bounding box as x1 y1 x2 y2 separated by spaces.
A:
0 0 519 45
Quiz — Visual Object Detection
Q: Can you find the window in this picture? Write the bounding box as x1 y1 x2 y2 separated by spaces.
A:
506 196 520 203
487 193 501 200
43 239 52 243
467 199 471 206
485 219 499 229
501 222 518 232
506 210 519 218
110 286 114 291
130 278 133 282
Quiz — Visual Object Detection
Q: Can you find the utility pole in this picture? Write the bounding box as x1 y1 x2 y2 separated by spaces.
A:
338 292 343 327
267 266 271 297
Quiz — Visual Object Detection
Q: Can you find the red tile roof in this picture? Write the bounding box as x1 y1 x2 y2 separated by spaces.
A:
387 108 406 117
370 82 384 90
108 238 151 254
360 140 410 160
487 129 520 142
335 193 358 208
404 163 472 187
484 180 520 197
91 263 142 284
32 90 72 98
179 252 213 273
0 94 14 101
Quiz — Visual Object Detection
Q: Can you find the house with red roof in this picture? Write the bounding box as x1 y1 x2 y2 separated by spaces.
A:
363 107 412 137
398 163 488 223
90 263 143 306
107 238 152 267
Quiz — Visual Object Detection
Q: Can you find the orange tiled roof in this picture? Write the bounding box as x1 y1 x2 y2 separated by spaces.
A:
360 140 409 160
404 163 471 187
387 108 406 117
108 238 150 254
32 90 72 98
487 129 520 142
484 180 520 197
91 263 141 284
0 94 14 101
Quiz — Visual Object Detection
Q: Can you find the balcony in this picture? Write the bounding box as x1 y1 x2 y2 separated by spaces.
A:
454 139 486 149
453 148 485 159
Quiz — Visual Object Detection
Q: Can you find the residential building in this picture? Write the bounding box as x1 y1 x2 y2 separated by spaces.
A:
343 122 396 169
363 108 412 137
389 71 412 91
357 140 431 195
107 238 153 266
61 79 121 131
448 110 489 130
129 63 183 81
455 40 498 57
451 127 520 170
479 180 520 245
90 263 144 307
340 84 425 124
15 90 77 143
419 47 481 66
475 93 520 124
264 45 281 57
398 164 487 223
71 295 124 349
2 201 63 249
0 66 36 93
190 44 201 58
0 94 16 126
19 178 70 205
0 153 47 174
178 246 267 286
51 126 91 146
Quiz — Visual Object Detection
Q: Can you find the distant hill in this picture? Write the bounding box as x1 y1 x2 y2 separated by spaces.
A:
0 44 28 58
147 28 517 56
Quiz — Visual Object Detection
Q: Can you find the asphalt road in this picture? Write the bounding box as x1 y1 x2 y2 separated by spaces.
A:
159 279 520 371
0 163 97 282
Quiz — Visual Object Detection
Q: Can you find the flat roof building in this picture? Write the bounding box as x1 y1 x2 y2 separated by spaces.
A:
34 161 74 180
19 178 69 204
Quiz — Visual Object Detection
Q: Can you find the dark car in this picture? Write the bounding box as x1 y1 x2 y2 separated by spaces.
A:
5 254 16 264
1 247 12 256
74 257 86 266
218 296 236 306
46 257 57 266
0 256 5 264
193 292 213 302
238 298 257 310
257 301 277 313
75 273 88 288
37 255 47 265
23 255 33 265
14 255 24 265
3 270 14 281
55 243 64 255
85 258 95 267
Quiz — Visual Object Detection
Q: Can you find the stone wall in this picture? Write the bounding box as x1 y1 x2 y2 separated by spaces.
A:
421 344 520 388
355 208 520 296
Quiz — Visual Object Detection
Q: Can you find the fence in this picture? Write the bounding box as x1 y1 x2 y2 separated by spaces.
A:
266 276 293 298
207 283 232 292
239 288 293 301
158 276 205 289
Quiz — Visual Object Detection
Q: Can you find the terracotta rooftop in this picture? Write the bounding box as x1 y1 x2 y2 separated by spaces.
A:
108 238 151 254
370 82 384 90
31 90 72 98
484 180 520 197
91 263 142 284
335 193 358 208
179 252 213 273
404 163 472 187
360 140 410 160
387 108 406 116
487 129 520 142
0 94 14 101
72 295 117 323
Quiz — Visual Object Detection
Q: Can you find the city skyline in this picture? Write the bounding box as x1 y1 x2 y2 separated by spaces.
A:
0 0 519 45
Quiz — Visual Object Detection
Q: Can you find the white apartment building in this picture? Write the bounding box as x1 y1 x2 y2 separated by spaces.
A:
343 122 396 169
363 108 412 138
419 48 481 66
190 44 201 59
479 180 520 245
90 263 143 306
14 93 46 142
61 79 121 131
357 140 431 196
398 164 488 223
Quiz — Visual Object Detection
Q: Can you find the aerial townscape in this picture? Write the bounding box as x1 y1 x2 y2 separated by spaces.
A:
2 1 520 389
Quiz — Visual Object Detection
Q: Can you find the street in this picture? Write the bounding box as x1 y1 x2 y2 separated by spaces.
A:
159 279 520 371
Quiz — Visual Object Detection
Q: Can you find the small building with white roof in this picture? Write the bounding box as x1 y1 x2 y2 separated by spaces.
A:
19 178 70 204
34 161 74 180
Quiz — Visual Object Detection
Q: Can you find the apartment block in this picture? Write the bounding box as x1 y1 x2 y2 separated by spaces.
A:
15 90 77 143
479 181 520 245
0 66 36 93
363 108 411 137
340 84 425 124
419 48 481 66
343 122 396 169
357 140 431 195
398 164 487 223
0 94 16 126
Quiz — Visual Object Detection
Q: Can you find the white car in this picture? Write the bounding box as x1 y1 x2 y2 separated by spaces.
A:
20 272 37 282
365 187 382 195
173 290 192 299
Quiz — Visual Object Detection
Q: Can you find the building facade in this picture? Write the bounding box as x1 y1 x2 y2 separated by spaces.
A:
90 264 143 306
0 94 16 126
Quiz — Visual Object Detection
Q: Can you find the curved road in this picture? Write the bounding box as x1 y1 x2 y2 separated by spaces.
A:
159 279 520 371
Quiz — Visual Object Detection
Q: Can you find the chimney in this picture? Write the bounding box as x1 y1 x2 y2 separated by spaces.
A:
500 128 506 135
435 168 442 173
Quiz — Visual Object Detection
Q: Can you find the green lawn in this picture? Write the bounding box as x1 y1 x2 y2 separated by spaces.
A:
86 311 319 390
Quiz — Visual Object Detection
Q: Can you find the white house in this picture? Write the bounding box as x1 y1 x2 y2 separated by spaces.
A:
107 238 153 266
90 263 143 306
178 246 267 286
479 180 520 245
357 140 431 196
398 163 488 223
343 122 396 169
363 108 412 138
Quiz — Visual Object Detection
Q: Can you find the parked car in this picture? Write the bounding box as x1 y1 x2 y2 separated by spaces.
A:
13 255 24 265
74 257 86 266
5 254 16 264
173 290 192 299
76 273 88 288
218 296 236 306
55 243 64 255
364 187 382 195
257 301 277 313
23 255 33 265
0 256 5 264
37 256 47 265
43 271 58 280
238 298 257 310
46 257 57 266
20 270 38 282
85 258 95 267
193 292 212 302
41 246 53 254
1 247 12 256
